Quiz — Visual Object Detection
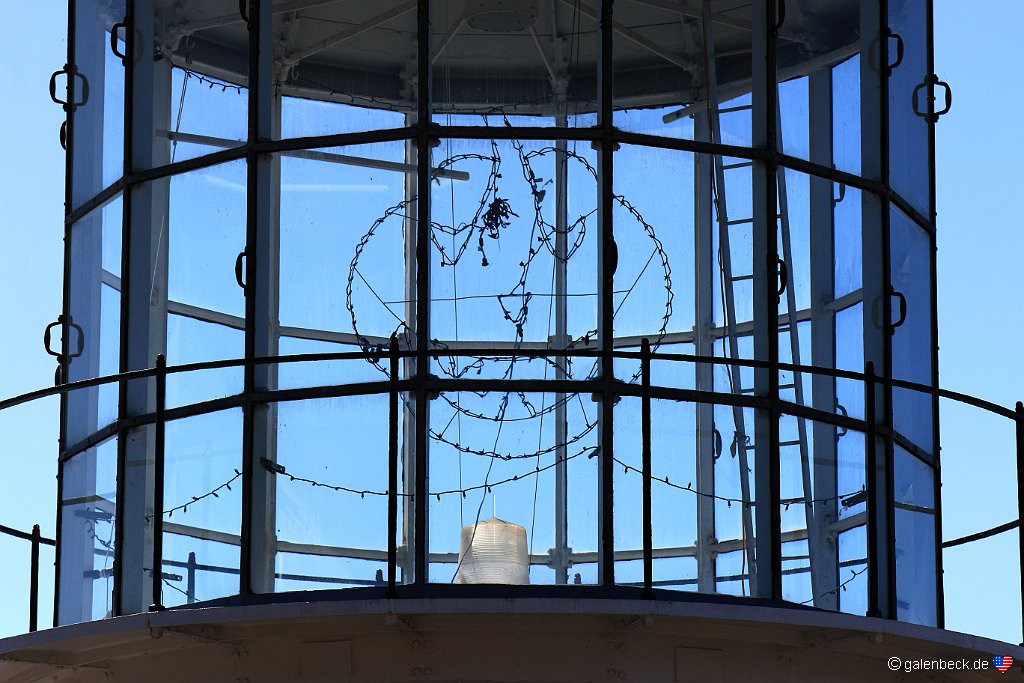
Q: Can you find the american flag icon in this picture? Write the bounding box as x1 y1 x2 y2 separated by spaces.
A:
994 655 1014 673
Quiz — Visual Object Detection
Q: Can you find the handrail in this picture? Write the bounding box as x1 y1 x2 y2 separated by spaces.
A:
0 347 1016 420
2 343 1022 640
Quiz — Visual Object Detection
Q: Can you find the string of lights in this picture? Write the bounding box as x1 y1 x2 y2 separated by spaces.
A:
145 470 242 520
147 450 859 514
800 565 868 606
343 116 674 469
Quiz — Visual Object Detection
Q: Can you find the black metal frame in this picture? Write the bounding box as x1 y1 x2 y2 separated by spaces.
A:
41 0 969 637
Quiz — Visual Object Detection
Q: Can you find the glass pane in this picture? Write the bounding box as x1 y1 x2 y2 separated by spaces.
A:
433 3 592 124
266 395 405 591
776 1 879 173
133 0 248 168
279 143 411 349
58 437 118 625
614 397 698 592
890 206 933 453
428 390 597 585
714 404 756 597
779 413 867 611
72 0 125 206
893 443 937 627
888 0 930 216
67 195 122 447
147 160 248 408
276 1 415 138
894 507 937 626
429 136 597 350
159 409 242 607
832 56 861 176
614 145 694 344
837 524 868 615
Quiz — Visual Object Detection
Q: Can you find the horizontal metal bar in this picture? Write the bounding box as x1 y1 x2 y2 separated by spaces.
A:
66 180 125 226
0 523 55 546
158 130 469 180
943 520 1019 549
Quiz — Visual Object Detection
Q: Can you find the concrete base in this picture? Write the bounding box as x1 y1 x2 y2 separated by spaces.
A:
1 598 1021 682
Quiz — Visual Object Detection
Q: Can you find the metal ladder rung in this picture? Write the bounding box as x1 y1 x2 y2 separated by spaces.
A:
718 103 752 114
722 161 753 170
780 440 802 448
730 274 754 282
726 217 753 226
737 382 794 395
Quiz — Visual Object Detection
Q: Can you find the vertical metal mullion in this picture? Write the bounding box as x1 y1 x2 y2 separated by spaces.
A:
693 115 716 594
388 337 399 594
879 0 897 621
250 0 279 596
751 0 779 601
413 0 432 585
240 0 260 598
861 0 891 619
766 0 782 604
111 0 134 618
641 339 653 596
1016 401 1024 644
865 361 880 617
553 114 569 586
925 0 943 630
30 525 41 632
149 354 166 611
596 0 615 588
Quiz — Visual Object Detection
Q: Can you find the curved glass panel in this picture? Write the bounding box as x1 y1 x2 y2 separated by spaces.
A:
52 0 950 631
71 0 125 206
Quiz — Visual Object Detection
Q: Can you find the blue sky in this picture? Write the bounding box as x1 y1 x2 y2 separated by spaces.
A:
0 0 1021 641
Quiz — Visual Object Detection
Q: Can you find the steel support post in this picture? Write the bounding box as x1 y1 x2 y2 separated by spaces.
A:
249 0 281 595
751 0 780 601
413 0 432 584
808 68 839 610
596 0 615 588
861 0 892 619
553 114 570 585
118 0 171 615
693 115 717 593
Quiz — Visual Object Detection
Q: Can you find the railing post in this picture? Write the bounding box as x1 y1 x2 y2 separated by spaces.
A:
186 551 197 604
150 354 166 611
388 335 399 596
865 361 881 618
29 523 40 632
641 339 653 597
1016 401 1024 644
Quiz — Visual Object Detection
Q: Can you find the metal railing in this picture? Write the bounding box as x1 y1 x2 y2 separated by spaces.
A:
2 339 1022 641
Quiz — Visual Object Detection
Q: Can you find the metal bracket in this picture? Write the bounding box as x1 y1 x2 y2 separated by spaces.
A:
238 0 253 31
234 250 247 292
913 74 952 123
886 29 904 75
835 402 848 438
774 0 786 32
43 315 84 359
889 287 907 335
59 120 68 151
110 20 128 64
776 256 788 301
48 65 89 111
